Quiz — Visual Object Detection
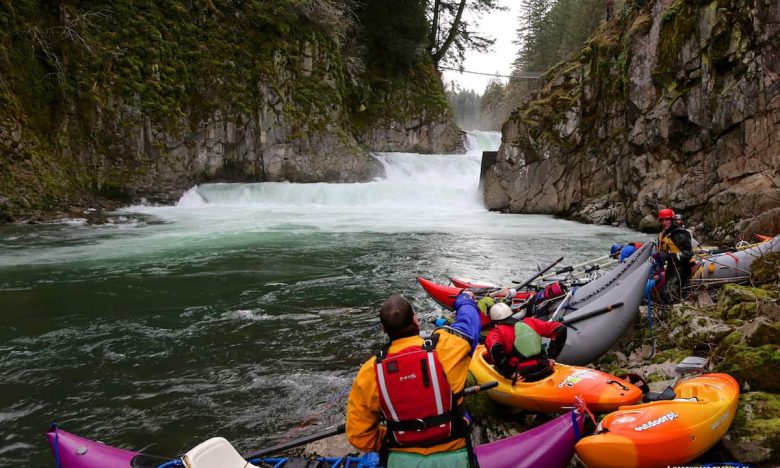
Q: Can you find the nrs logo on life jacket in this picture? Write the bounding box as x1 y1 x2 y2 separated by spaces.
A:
374 333 460 447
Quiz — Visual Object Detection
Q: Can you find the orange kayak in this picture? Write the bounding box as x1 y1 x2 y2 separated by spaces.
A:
469 345 642 413
575 373 739 468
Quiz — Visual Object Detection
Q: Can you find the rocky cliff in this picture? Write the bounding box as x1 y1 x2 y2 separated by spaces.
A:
484 0 780 240
0 1 461 221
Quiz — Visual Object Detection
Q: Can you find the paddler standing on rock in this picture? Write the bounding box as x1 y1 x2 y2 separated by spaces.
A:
657 208 696 300
674 213 701 250
346 292 481 467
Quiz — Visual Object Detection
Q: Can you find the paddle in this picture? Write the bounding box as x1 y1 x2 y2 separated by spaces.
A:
548 289 573 322
244 382 499 459
512 256 564 290
539 254 612 281
583 264 600 274
560 302 623 326
460 380 499 396
243 423 346 459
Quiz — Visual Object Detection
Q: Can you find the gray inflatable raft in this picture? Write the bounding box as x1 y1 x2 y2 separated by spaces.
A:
541 242 653 366
690 235 780 288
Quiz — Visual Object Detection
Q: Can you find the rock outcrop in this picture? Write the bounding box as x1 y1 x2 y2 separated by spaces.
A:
0 2 462 221
485 0 780 238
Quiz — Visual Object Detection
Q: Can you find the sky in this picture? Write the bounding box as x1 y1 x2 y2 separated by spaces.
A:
440 0 522 95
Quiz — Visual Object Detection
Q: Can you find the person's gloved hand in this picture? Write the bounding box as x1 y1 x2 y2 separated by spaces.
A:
490 344 508 368
453 290 477 311
477 296 495 314
434 317 448 327
460 289 476 300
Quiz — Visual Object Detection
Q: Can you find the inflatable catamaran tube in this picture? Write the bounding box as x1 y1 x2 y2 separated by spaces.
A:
691 234 780 287
549 241 654 365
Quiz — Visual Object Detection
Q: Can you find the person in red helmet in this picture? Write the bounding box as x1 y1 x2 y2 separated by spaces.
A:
657 208 695 300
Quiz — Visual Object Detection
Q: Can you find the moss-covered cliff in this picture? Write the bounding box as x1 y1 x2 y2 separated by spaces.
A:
484 0 780 239
0 1 461 221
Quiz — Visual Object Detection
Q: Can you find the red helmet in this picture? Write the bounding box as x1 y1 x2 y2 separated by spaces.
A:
657 208 675 220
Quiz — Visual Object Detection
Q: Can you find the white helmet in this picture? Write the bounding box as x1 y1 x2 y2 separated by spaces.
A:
489 302 513 321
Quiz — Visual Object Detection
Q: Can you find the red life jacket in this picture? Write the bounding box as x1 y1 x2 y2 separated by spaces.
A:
374 333 459 447
535 281 567 302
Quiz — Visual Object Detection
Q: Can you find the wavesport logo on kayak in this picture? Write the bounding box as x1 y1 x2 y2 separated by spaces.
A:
558 369 595 388
633 412 679 432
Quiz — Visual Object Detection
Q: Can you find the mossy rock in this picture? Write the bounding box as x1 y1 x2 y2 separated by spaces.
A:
751 252 780 284
666 304 733 352
598 363 630 378
740 392 780 420
713 341 780 392
646 371 674 383
717 284 775 319
724 301 758 321
742 319 780 347
464 372 501 420
650 347 690 365
722 391 780 464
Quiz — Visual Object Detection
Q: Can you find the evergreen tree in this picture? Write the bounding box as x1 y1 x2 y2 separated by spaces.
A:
479 77 506 129
515 0 552 72
356 0 429 75
427 0 502 69
514 0 604 73
447 87 482 129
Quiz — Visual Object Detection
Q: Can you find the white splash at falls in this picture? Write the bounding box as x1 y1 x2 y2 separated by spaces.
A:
177 130 499 213
0 131 637 268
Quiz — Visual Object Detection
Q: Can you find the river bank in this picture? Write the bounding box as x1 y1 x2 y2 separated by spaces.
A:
464 253 780 465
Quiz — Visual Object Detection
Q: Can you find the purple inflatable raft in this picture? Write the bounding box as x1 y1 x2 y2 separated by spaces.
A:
48 410 584 468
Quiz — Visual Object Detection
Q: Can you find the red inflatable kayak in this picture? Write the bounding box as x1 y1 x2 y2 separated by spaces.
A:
449 275 501 289
417 276 533 310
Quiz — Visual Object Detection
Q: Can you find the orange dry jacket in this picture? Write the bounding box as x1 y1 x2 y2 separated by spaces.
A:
345 331 472 455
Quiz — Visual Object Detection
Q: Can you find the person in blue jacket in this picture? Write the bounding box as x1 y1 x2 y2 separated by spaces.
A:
610 242 643 263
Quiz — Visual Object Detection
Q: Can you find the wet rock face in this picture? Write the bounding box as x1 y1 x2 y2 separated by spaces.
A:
356 119 463 155
486 0 780 238
105 109 386 204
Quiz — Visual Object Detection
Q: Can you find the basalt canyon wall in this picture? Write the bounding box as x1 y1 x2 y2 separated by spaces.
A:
0 1 461 221
484 0 780 241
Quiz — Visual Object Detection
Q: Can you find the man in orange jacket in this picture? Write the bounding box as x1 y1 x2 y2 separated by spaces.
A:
346 292 481 467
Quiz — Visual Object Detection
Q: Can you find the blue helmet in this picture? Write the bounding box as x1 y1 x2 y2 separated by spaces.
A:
610 244 624 256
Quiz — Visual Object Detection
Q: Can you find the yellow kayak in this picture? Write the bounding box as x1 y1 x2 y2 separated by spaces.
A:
575 373 739 468
469 345 642 413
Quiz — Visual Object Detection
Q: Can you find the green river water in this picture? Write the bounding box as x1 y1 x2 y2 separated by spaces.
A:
0 132 642 466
